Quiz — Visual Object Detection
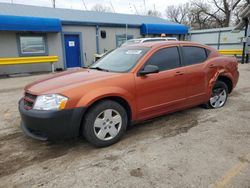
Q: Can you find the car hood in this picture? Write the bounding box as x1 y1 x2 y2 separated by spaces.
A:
25 68 119 95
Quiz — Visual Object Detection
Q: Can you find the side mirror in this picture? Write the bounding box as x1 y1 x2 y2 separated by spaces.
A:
138 65 159 76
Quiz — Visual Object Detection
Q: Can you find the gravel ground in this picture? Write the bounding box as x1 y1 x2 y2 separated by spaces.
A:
0 64 250 188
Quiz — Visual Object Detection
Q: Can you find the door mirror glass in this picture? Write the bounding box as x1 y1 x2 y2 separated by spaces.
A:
139 65 159 76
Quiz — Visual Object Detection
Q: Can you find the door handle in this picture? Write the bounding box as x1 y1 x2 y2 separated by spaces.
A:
209 64 215 68
175 71 184 76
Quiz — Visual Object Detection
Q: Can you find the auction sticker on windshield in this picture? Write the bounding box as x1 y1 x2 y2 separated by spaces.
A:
125 50 142 55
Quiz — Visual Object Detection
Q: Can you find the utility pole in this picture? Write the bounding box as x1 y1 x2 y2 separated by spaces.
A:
51 0 55 8
143 0 146 14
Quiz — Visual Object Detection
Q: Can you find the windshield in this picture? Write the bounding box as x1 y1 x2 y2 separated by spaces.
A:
121 39 142 47
90 47 149 72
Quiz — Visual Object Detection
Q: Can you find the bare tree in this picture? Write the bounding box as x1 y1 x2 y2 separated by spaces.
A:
147 9 161 17
165 3 191 25
193 1 225 28
91 4 112 12
194 0 249 27
165 0 249 29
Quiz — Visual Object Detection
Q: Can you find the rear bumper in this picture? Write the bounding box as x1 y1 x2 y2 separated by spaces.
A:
18 99 86 141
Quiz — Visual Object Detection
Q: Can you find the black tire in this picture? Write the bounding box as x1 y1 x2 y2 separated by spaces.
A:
204 80 229 109
82 100 128 147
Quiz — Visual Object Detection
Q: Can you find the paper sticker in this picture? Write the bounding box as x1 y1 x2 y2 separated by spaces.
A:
125 50 142 55
69 41 75 47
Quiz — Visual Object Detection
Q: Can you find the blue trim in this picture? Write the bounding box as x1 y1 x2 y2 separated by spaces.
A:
61 32 84 68
141 23 188 35
0 15 61 32
96 25 100 54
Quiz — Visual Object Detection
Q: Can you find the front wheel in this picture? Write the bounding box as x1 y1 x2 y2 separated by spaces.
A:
82 100 128 147
205 81 228 109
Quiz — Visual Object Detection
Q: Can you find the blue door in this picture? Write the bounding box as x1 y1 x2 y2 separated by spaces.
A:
64 34 81 68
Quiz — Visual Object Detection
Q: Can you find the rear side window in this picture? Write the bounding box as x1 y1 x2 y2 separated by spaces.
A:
144 47 180 71
182 46 207 65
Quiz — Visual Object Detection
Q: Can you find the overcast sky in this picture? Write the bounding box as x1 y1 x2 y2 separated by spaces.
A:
0 0 188 16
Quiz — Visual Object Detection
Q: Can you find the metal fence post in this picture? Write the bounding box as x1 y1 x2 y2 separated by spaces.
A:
241 19 249 64
51 62 54 73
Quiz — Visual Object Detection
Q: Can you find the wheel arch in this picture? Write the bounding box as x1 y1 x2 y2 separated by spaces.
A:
217 75 233 93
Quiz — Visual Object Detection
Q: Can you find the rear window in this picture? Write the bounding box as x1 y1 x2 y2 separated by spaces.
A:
143 39 166 43
182 46 207 65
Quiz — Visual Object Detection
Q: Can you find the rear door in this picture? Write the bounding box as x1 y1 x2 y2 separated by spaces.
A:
180 45 209 106
135 46 187 120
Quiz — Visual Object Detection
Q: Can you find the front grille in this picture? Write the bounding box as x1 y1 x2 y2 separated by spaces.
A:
24 92 37 110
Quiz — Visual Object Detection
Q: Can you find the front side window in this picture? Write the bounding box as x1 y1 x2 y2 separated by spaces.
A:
182 46 207 65
91 47 149 72
144 47 180 71
18 35 47 56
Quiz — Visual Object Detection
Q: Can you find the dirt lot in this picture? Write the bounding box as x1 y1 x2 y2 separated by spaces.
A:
0 65 250 188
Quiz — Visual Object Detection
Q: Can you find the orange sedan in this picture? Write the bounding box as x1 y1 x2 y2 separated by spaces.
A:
19 41 239 147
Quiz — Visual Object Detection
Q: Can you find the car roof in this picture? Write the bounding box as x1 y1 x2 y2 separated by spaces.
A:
128 37 177 41
124 41 211 49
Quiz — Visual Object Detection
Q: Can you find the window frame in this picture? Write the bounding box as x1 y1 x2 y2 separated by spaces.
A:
139 46 182 74
180 45 208 67
16 33 49 57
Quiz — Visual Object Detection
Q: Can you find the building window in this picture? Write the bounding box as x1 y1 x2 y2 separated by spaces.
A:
17 34 48 56
116 35 133 47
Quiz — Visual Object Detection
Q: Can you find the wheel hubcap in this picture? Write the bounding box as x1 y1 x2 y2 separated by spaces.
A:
210 88 227 108
93 109 122 141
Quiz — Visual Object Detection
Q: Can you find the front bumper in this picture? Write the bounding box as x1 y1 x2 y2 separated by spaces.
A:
18 99 86 141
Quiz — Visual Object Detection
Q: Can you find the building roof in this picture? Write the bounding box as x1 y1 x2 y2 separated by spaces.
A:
0 2 176 27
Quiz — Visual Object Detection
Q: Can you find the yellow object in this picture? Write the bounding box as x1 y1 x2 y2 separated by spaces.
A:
0 56 58 65
59 100 67 110
218 49 249 55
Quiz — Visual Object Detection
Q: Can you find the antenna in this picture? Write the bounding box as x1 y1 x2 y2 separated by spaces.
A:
81 0 88 10
110 1 115 13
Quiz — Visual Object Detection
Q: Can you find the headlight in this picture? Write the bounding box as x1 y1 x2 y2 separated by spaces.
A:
33 94 68 110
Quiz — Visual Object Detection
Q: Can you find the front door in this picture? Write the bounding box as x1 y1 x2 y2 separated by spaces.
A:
64 34 81 68
135 46 187 120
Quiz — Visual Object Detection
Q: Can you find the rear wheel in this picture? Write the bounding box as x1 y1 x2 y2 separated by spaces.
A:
82 100 128 147
205 80 228 109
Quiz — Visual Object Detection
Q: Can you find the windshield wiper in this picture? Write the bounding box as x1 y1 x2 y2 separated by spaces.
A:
89 67 109 72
